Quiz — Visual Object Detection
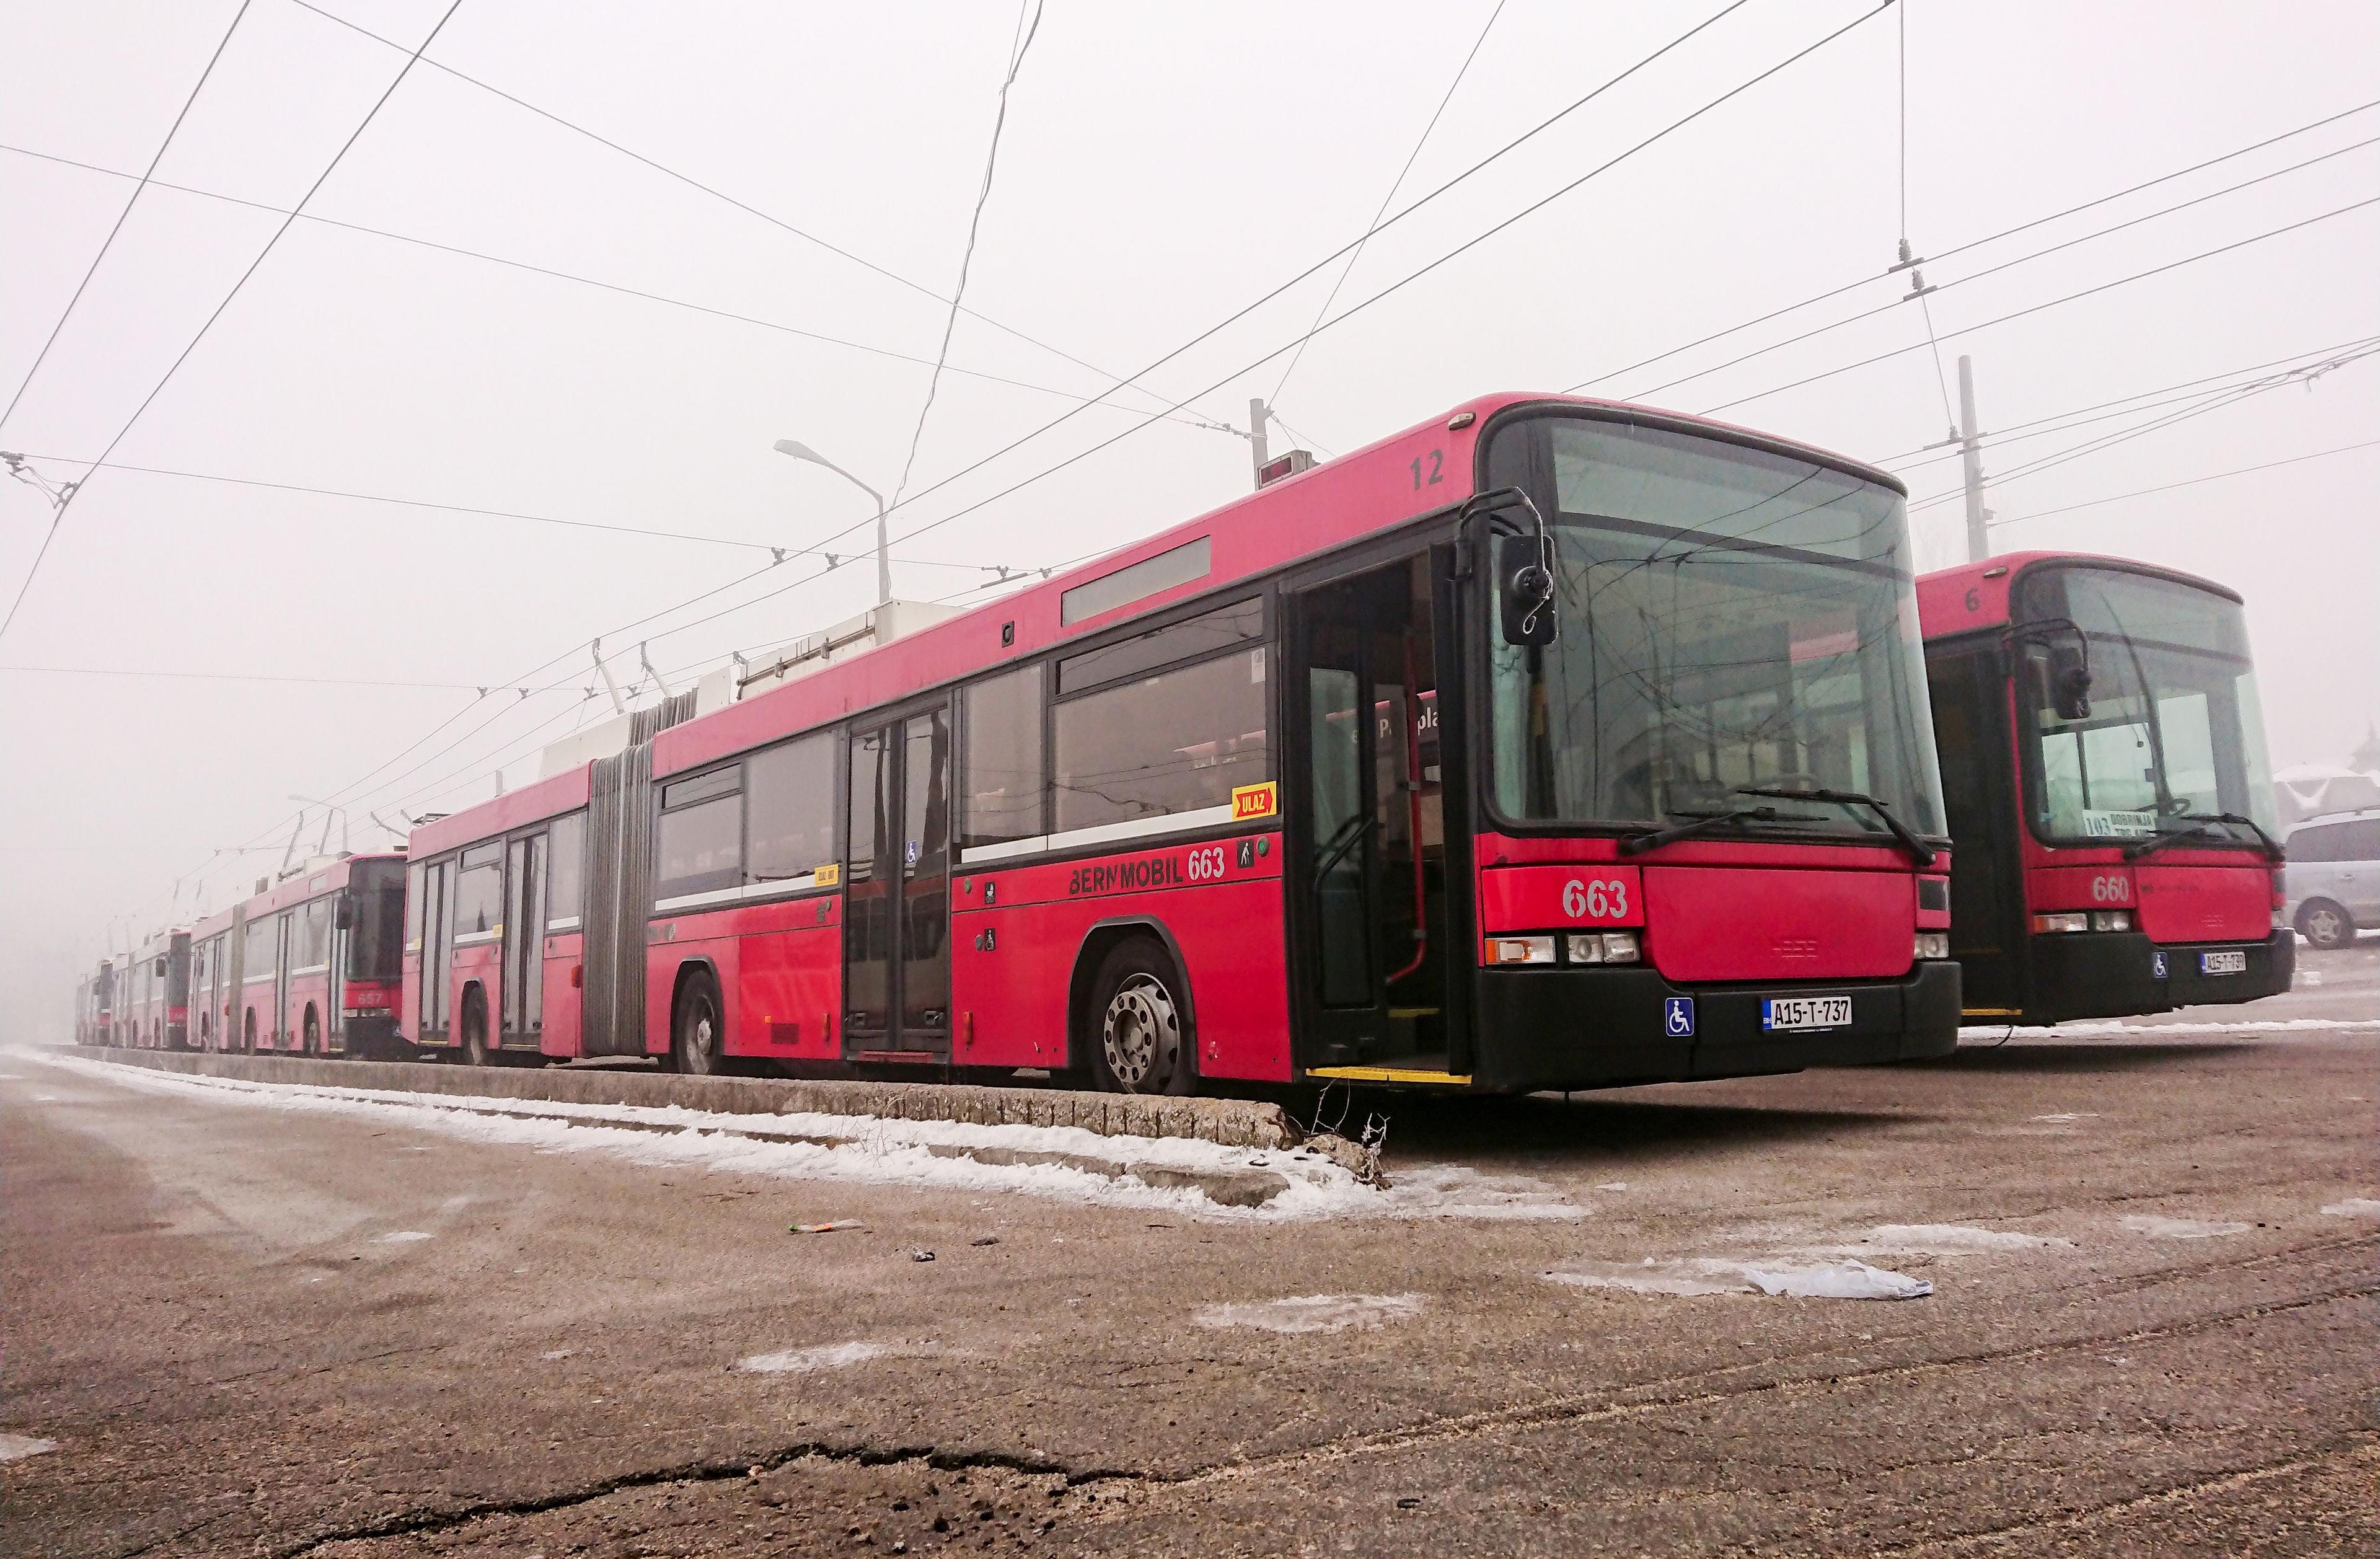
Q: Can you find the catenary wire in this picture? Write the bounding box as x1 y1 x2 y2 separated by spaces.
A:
1986 438 2380 529
0 1 255 433
1269 0 1507 407
0 1 469 645
1567 96 2380 394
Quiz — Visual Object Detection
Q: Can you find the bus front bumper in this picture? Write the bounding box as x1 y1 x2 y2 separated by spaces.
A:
2025 929 2293 1023
1470 959 1960 1093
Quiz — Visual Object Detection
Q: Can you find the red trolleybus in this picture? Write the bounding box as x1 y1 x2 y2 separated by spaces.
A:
1918 552 2291 1025
207 855 410 1055
118 929 191 1049
75 961 114 1046
493 392 1950 1089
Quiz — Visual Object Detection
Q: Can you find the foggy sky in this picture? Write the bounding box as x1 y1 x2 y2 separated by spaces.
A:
4 0 2375 1040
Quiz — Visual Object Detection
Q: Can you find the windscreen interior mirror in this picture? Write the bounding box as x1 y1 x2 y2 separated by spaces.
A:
2047 641 2092 721
1498 534 1559 648
334 896 353 930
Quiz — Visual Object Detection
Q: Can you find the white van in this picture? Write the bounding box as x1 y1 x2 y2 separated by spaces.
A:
2283 807 2380 948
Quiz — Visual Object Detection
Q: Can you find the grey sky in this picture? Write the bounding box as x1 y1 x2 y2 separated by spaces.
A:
4 0 2375 1037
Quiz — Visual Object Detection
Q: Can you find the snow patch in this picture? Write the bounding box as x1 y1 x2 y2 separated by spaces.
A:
1971 1017 2380 1040
0 1434 58 1462
2030 1112 2097 1124
1546 1257 1931 1300
2319 1198 2380 1219
738 1341 894 1374
377 1230 432 1243
2119 1214 2251 1239
1843 1224 2073 1255
1192 1293 1425 1334
37 1054 1396 1221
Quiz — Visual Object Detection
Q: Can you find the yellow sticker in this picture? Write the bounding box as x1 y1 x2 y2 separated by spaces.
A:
814 862 841 887
1230 780 1278 821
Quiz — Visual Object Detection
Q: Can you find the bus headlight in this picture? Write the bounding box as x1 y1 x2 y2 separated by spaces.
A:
1914 932 1950 960
1484 935 1556 966
2089 911 2132 932
1566 932 1641 965
2031 912 2089 934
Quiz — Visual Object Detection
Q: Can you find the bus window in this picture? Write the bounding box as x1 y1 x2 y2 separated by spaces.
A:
656 767 743 901
746 736 835 883
547 811 586 922
1053 646 1269 833
961 665 1045 849
453 844 505 936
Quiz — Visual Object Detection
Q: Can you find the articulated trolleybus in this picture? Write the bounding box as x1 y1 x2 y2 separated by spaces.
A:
1919 552 2291 1025
400 394 1958 1090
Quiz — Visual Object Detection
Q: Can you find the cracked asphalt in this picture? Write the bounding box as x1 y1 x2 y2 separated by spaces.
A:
6 945 2374 1557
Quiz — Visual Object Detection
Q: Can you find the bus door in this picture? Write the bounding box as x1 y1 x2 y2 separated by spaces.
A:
843 703 953 1059
327 898 347 1044
1925 642 2028 1017
273 910 295 1047
502 832 547 1045
1286 553 1458 1075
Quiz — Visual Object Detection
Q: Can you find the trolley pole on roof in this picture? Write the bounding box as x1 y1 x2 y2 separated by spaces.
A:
1248 398 1271 490
1957 354 1991 562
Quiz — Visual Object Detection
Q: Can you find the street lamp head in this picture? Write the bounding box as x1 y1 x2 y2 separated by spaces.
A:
772 438 825 465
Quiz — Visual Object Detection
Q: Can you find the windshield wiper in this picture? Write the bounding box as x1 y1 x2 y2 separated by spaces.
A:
1620 805 1825 857
2124 811 2283 862
1734 784 1939 867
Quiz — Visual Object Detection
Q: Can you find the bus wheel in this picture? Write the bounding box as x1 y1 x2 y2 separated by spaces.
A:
673 974 724 1076
2296 900 2356 950
1088 940 1195 1096
462 991 491 1066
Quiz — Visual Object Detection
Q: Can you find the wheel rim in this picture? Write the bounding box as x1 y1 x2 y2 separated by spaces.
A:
686 999 717 1071
1101 973 1179 1093
2307 908 2342 943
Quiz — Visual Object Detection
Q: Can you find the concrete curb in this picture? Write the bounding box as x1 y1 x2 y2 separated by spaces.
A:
73 1046 1303 1152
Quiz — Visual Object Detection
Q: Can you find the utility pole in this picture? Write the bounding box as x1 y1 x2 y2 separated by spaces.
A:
1248 397 1271 490
1957 354 1991 562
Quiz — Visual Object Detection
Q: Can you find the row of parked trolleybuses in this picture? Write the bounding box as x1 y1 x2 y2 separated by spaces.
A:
70 394 2296 1093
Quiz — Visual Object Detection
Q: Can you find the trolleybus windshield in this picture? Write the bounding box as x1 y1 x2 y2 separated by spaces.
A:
347 864 408 981
1488 419 1943 842
2012 566 2276 847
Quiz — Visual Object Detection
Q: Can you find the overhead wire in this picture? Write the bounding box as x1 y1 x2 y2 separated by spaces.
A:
1567 95 2380 394
281 0 1201 430
1697 194 2380 414
1988 438 2380 529
0 0 470 645
0 0 255 433
1267 0 1507 407
889 0 1045 510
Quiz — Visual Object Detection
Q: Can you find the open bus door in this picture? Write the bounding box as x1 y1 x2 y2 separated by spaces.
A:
1284 549 1466 1082
843 703 953 1062
1925 639 2030 1019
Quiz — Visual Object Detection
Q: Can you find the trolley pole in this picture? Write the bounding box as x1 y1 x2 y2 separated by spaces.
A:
1248 397 1270 490
1957 354 1990 562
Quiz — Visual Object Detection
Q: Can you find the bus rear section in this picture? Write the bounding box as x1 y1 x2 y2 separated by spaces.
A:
1919 554 2291 1025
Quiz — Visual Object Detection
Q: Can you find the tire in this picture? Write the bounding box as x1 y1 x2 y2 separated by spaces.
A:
2296 900 2357 950
1086 938 1196 1096
672 973 725 1075
303 1009 320 1056
242 1010 257 1054
462 989 491 1067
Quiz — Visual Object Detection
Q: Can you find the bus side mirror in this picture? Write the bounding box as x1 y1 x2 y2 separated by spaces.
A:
1499 537 1559 648
154 957 167 976
334 896 353 930
2048 642 2092 721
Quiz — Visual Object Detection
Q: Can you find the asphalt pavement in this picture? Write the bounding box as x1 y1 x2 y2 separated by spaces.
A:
5 946 2374 1557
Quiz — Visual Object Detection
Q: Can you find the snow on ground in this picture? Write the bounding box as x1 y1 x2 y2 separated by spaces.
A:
377 1230 433 1243
1192 1294 1426 1333
1545 1257 1933 1301
0 1434 59 1462
1827 1224 2074 1255
737 1341 898 1374
2319 1197 2380 1218
2118 1214 2252 1239
35 1054 1583 1224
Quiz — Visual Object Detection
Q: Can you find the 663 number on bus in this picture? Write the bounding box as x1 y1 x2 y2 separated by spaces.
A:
1561 877 1628 920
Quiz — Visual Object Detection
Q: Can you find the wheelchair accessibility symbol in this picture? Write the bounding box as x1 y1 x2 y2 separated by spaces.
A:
1662 996 1696 1038
2151 950 2168 980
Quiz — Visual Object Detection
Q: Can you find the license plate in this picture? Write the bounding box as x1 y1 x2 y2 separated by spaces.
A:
1761 996 1853 1032
2199 949 2247 976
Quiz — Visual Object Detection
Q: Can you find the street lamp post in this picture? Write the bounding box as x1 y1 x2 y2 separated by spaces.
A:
772 438 890 606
